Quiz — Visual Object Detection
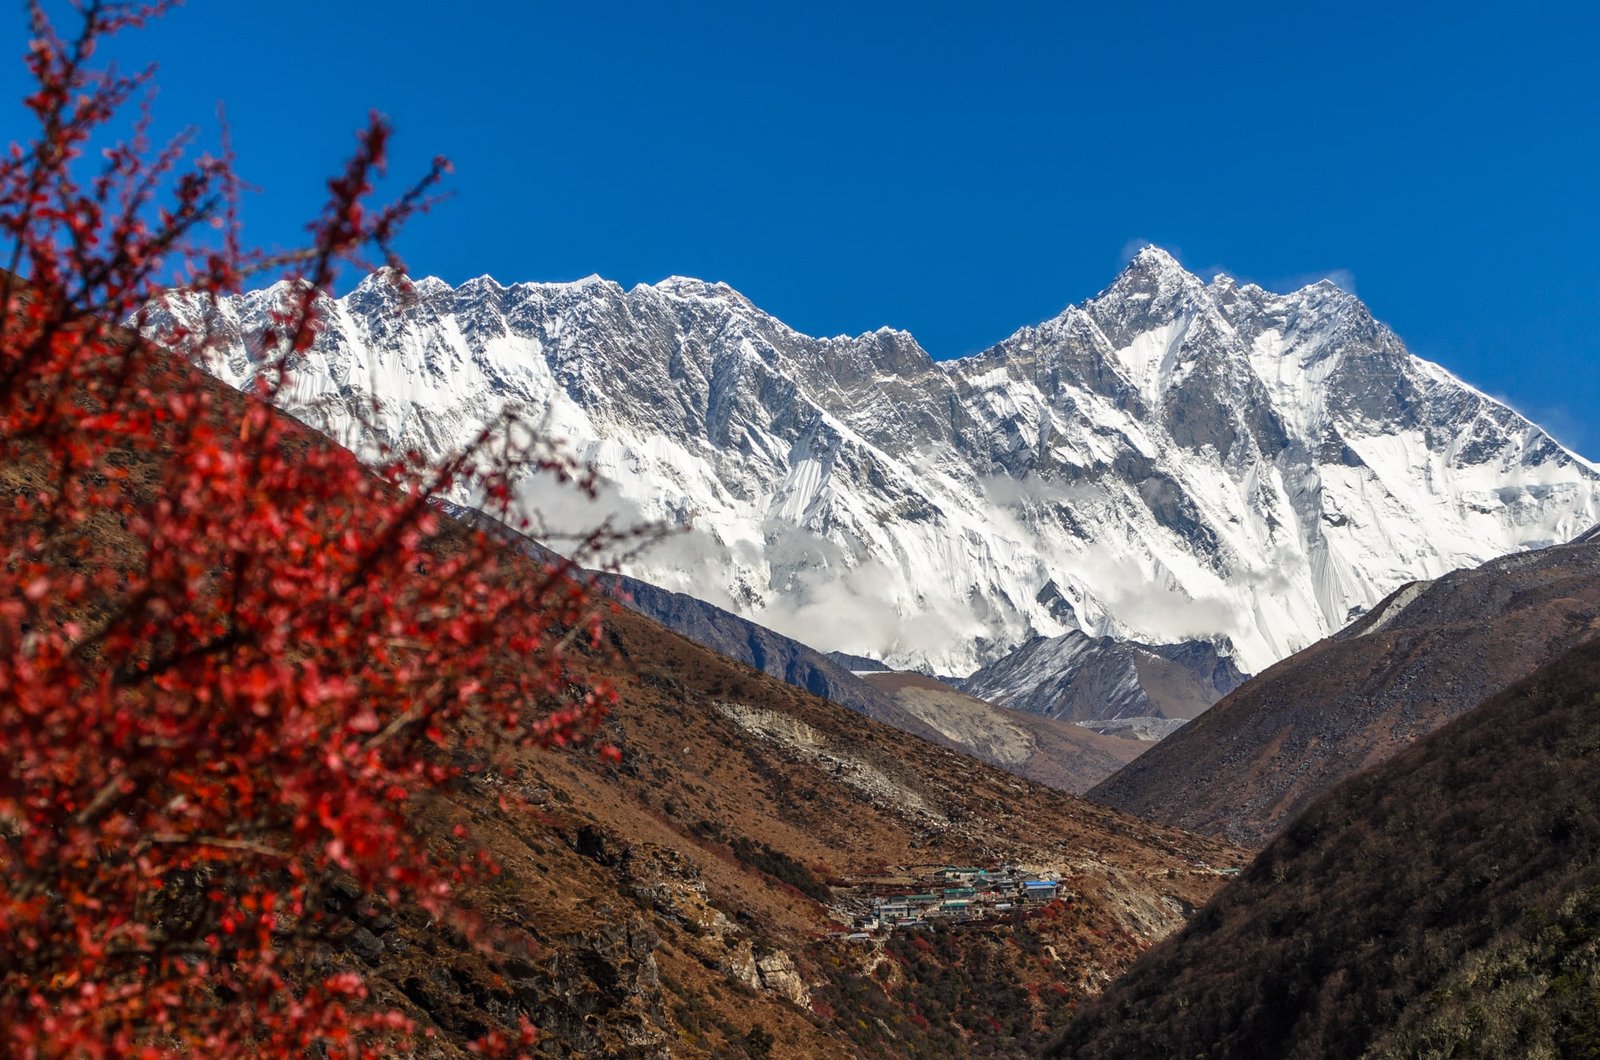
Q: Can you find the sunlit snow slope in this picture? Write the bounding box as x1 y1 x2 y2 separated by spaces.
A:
151 247 1600 676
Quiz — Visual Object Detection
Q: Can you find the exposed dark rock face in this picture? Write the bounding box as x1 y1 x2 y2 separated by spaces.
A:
957 630 1246 726
389 913 670 1059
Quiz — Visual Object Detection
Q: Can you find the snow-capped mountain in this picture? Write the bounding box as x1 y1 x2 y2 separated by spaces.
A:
146 247 1600 676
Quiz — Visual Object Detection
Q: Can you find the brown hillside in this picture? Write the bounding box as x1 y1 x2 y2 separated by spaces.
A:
1089 538 1600 847
1055 633 1600 1060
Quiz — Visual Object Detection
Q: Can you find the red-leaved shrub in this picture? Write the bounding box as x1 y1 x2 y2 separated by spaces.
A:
1 3 623 1054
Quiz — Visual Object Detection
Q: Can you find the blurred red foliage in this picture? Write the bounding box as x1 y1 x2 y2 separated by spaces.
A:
1 3 621 1054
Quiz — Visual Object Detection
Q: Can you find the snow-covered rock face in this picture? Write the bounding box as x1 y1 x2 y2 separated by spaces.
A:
957 630 1246 726
147 247 1600 676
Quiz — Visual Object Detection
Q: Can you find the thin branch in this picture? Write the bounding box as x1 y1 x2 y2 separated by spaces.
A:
145 833 290 859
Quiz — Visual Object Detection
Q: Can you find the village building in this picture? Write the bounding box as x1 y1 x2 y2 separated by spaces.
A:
850 863 1067 933
1022 880 1060 902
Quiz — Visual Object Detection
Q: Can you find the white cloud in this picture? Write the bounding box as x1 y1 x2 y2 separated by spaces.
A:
747 522 980 665
1075 544 1239 644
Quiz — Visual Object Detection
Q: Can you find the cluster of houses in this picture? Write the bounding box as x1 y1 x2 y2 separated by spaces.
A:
851 865 1063 934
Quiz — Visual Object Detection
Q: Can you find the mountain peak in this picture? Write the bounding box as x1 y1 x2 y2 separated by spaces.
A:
1125 244 1186 273
1104 245 1204 296
1085 245 1207 331
649 275 743 300
350 267 451 299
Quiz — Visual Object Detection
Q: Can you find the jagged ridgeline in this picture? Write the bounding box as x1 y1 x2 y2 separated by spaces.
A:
147 248 1600 681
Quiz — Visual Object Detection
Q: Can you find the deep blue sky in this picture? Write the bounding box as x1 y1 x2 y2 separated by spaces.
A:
12 2 1600 453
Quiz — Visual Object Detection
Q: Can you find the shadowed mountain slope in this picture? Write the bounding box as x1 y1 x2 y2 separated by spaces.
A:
1089 534 1600 847
1054 633 1600 1060
598 573 917 729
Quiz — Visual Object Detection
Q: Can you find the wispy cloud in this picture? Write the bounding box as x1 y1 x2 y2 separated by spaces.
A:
1530 405 1595 459
1074 544 1240 644
1117 240 1359 297
1270 267 1358 296
1120 238 1181 265
748 522 980 664
1479 393 1597 462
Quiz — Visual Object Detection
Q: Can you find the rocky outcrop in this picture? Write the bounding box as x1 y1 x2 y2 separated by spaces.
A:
396 915 669 1058
754 951 810 1008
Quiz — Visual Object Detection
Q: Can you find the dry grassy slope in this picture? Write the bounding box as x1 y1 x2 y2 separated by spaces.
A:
9 338 1247 1056
860 672 1145 793
404 603 1243 1056
1055 635 1600 1060
1090 537 1600 848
